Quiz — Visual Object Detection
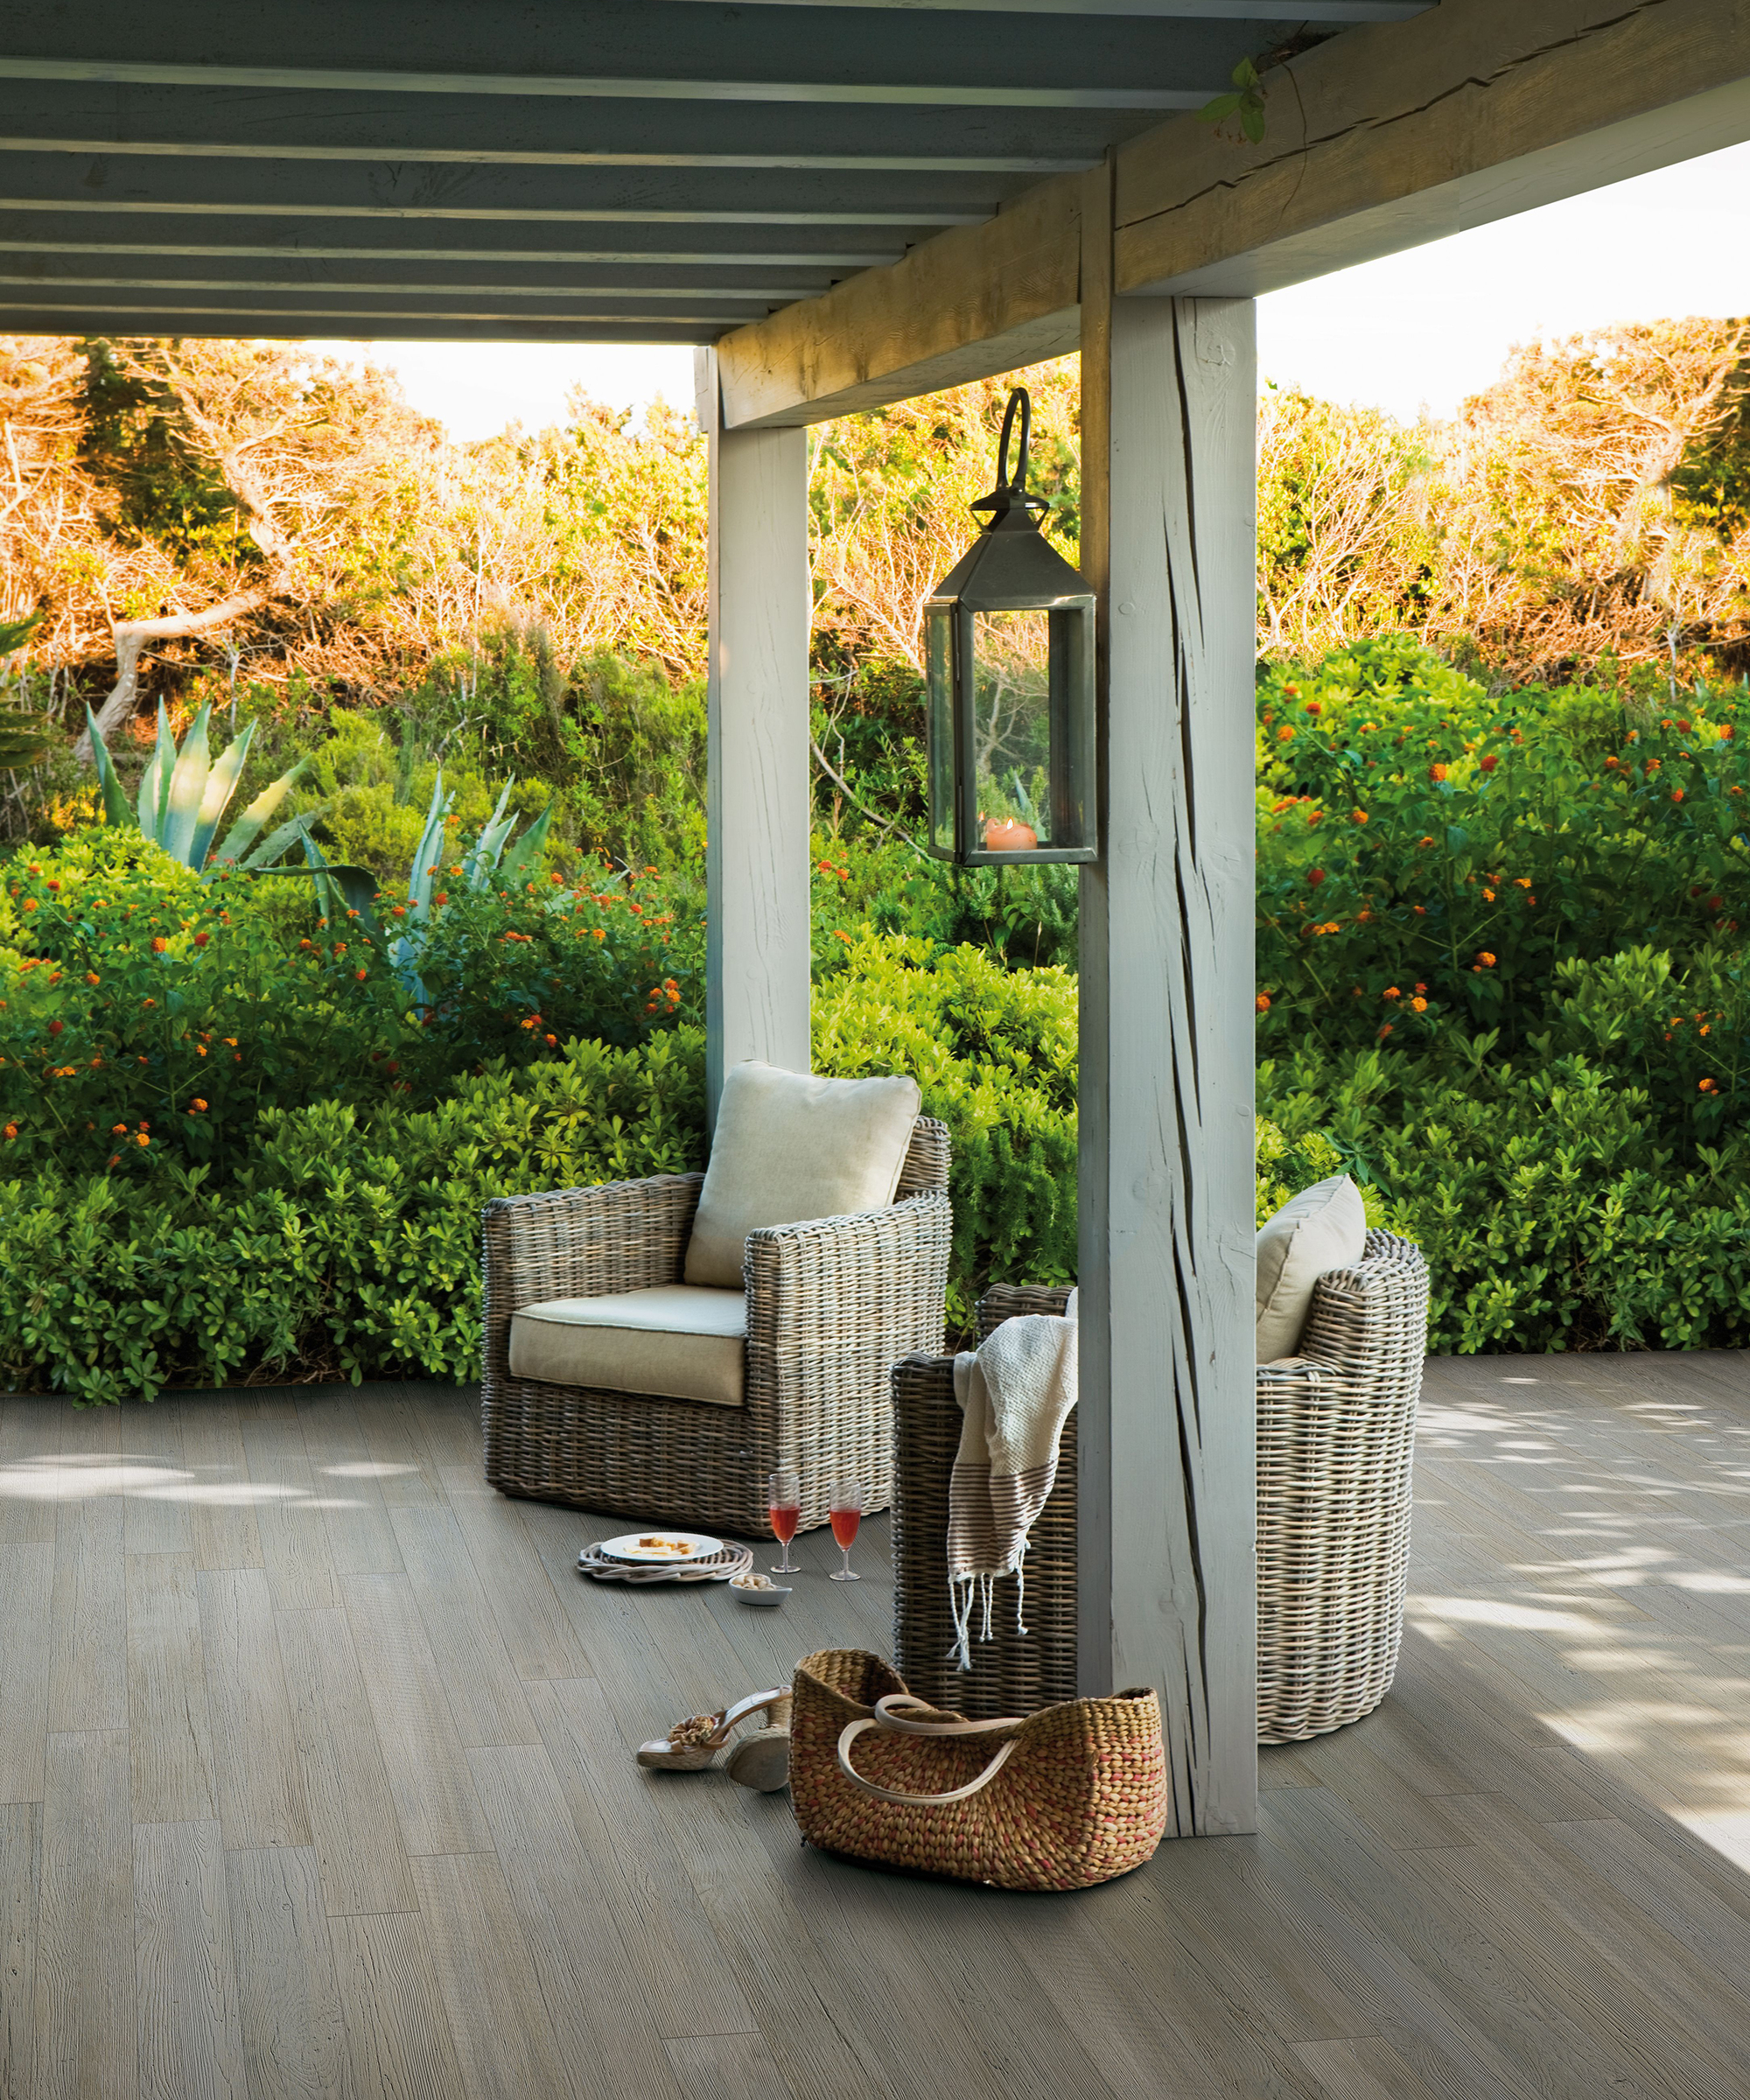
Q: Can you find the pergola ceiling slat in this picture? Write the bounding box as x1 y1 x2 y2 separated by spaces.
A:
0 83 1170 172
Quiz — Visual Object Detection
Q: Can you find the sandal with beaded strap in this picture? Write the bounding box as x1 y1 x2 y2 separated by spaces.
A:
637 1688 792 1772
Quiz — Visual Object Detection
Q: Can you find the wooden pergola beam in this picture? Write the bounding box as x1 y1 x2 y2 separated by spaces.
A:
718 0 1750 426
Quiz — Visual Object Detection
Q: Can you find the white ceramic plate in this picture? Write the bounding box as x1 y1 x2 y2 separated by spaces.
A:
597 1530 724 1564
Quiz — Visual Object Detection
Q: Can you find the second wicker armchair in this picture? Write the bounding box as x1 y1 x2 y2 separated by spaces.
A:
481 1079 951 1538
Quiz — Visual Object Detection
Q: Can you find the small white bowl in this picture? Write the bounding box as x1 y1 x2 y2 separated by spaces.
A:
731 1580 790 1608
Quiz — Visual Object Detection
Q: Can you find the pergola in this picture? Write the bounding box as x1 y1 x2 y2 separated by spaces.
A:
8 0 1744 1839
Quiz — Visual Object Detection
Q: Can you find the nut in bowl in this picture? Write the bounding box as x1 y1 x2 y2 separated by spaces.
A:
731 1572 790 1608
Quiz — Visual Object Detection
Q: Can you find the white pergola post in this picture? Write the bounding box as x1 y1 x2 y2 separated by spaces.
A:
702 351 814 1118
1078 284 1259 1836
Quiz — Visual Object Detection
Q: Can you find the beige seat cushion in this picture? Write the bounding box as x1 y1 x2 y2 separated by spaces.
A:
1256 1174 1368 1363
682 1061 922 1288
508 1285 746 1407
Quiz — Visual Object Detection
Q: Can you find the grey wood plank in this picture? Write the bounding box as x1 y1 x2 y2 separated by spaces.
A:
197 1568 311 1851
408 1851 576 2100
326 1910 466 2100
133 1819 245 2100
0 1802 39 2100
292 1390 402 1578
354 1392 452 1510
465 1740 689 2096
664 2032 796 2100
273 1606 417 1919
0 1397 57 1545
0 1544 52 1805
46 1406 127 1735
522 1677 766 2047
436 1471 590 1682
384 1505 536 1747
239 1402 342 1613
34 1728 135 2100
340 1572 491 1856
176 1401 265 1575
126 1553 218 1826
121 1397 194 1557
1295 2036 1449 2100
225 1847 345 2100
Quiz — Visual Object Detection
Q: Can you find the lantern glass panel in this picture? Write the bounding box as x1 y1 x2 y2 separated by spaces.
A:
925 606 956 858
971 609 1054 852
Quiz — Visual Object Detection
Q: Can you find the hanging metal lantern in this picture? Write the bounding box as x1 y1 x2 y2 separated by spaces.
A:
924 386 1097 864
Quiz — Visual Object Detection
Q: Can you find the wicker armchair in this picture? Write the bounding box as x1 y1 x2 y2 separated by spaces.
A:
481 1116 951 1537
888 1230 1429 1741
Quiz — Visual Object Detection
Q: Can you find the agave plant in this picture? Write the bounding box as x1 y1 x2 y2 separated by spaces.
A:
0 612 54 772
86 699 320 877
376 769 552 1003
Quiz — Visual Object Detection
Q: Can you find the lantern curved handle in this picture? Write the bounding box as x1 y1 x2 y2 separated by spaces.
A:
995 386 1032 496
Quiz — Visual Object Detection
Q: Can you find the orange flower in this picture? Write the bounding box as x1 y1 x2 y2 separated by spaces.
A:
1479 753 1499 773
434 892 449 906
112 1123 128 1136
1255 993 1270 1012
150 935 168 953
1307 869 1326 886
2 1124 16 1141
1377 1023 1393 1039
544 1032 557 1046
1276 725 1294 742
1605 756 1620 769
135 1132 150 1147
1352 809 1369 825
1700 1077 1718 1094
193 930 209 947
1672 788 1685 803
1410 997 1428 1012
355 967 368 981
85 971 99 985
1477 951 1496 966
191 1098 207 1112
20 898 35 912
1428 763 1448 782
1382 986 1401 1001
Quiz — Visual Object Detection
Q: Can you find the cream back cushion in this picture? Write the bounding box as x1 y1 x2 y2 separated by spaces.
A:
683 1062 922 1288
1256 1173 1368 1362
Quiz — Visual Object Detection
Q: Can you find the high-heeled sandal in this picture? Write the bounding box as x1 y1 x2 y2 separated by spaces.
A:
637 1688 792 1772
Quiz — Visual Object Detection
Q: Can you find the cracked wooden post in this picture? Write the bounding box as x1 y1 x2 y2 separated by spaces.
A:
701 348 813 1122
1079 178 1260 1834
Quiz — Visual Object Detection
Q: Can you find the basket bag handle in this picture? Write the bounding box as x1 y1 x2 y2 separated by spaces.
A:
836 1692 1027 1805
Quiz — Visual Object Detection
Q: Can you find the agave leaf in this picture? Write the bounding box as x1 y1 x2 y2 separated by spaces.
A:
253 843 382 939
464 780 514 890
235 804 324 872
136 703 178 845
209 752 311 868
160 700 213 866
404 772 451 921
85 707 135 829
190 718 256 869
495 803 553 888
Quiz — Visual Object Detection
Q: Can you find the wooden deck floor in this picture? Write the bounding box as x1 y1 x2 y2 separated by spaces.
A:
4 1355 1750 2097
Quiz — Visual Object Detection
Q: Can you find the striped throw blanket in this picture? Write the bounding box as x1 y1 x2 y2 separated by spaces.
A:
948 1292 1078 1670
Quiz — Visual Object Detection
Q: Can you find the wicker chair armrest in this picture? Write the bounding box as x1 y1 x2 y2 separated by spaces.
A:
481 1173 704 1388
743 1194 953 1467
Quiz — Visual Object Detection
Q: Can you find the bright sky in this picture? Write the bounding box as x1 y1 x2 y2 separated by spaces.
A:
314 138 1750 441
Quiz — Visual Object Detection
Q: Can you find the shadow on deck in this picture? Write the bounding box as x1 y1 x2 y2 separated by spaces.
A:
4 1352 1750 2097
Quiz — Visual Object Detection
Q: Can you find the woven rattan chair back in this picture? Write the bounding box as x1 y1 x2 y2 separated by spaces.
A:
481 1114 952 1537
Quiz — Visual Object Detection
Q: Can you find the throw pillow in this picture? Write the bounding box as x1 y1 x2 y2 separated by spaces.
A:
1256 1173 1368 1362
683 1061 922 1287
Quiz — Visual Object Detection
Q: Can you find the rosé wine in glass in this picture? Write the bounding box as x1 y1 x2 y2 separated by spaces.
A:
768 1469 802 1575
828 1479 864 1581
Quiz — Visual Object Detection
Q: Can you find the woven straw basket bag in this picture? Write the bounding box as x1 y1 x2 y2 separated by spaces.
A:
789 1649 1166 1891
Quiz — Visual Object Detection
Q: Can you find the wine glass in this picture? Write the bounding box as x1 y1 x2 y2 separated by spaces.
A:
828 1478 864 1581
767 1468 801 1575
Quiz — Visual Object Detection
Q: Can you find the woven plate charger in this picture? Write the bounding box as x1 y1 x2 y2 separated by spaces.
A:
789 1648 1166 1892
578 1541 752 1585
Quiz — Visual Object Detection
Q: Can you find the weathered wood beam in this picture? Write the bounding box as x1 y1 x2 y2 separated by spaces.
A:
1116 0 1750 296
716 173 1082 427
719 0 1750 423
1078 281 1258 1831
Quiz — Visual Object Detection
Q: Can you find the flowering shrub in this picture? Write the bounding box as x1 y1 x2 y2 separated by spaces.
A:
1256 640 1749 1076
0 829 698 1182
